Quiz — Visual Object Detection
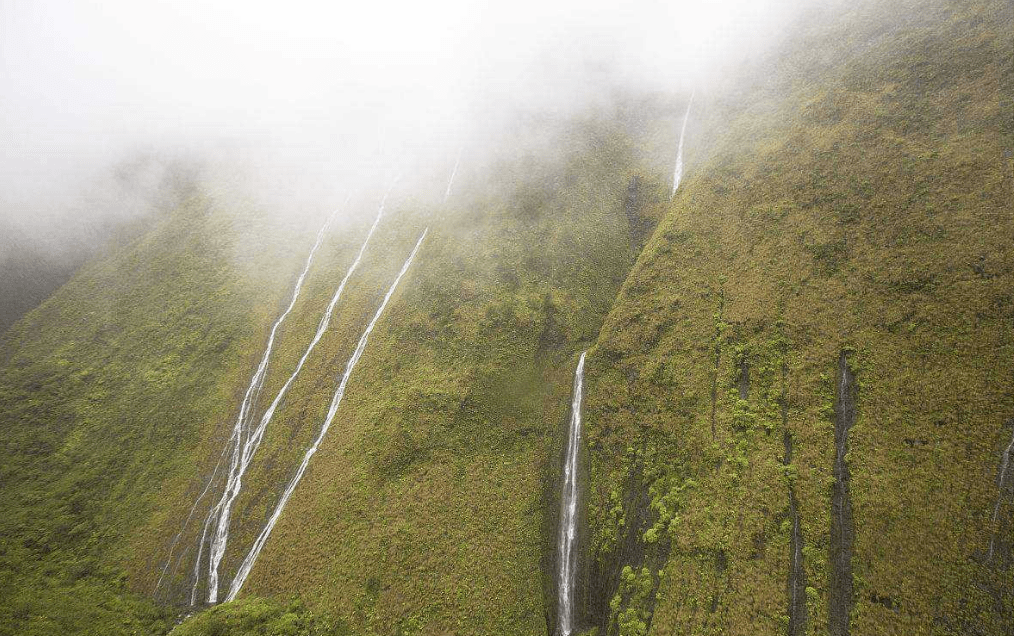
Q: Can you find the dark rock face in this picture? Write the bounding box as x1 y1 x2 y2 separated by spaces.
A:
784 429 808 636
988 420 1014 568
585 449 668 636
829 351 857 636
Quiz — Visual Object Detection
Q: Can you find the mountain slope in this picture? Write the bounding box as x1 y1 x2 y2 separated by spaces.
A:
0 114 655 635
143 117 648 634
579 0 1014 634
0 0 1011 635
0 196 309 634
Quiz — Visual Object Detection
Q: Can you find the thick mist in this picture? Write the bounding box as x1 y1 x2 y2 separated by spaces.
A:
0 0 827 327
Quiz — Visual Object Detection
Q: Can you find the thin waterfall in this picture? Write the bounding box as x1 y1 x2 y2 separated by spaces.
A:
156 205 337 603
203 193 391 603
226 228 429 602
153 433 233 600
557 352 586 636
988 428 1014 562
158 199 365 601
670 92 695 200
239 195 381 470
444 149 461 202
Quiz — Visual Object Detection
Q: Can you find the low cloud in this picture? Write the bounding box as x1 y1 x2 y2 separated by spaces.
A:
1 0 824 238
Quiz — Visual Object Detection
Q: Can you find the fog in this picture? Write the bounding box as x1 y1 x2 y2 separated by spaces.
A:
1 0 823 258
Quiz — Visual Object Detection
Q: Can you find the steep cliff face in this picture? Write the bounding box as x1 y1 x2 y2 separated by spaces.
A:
581 1 1014 635
0 0 1011 635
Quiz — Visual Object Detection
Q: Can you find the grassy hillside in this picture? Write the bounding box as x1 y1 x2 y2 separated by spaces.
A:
0 113 655 635
1 0 1010 634
0 195 313 635
579 0 1014 634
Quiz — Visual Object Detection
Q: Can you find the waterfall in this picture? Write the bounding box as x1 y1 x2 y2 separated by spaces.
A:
237 195 381 465
225 228 428 602
988 428 1014 562
670 92 695 200
444 149 461 202
153 433 232 600
202 193 393 603
557 352 586 636
154 205 337 603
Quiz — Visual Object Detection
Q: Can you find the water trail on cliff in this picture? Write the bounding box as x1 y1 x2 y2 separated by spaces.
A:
444 149 461 202
988 428 1014 562
203 193 395 602
226 228 428 602
153 436 233 599
670 92 694 200
829 351 856 636
557 351 586 636
158 206 336 604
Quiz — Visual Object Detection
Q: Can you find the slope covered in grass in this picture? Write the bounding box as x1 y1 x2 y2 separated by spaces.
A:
0 195 315 635
0 112 661 635
1 0 1010 634
578 0 1014 634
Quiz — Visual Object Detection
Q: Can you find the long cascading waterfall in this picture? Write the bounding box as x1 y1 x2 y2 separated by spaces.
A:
201 192 391 603
225 228 429 602
669 92 695 200
152 205 338 603
987 427 1014 563
557 352 587 636
203 196 393 601
196 192 394 603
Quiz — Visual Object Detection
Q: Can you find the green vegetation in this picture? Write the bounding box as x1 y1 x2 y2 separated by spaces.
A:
0 197 313 635
1 113 648 635
1 0 1012 634
169 598 339 636
582 0 1014 634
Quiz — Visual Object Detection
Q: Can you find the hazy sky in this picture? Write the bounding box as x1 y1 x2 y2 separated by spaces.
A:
1 0 818 236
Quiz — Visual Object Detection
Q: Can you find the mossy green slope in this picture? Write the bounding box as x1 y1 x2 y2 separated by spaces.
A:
0 112 655 635
581 0 1013 634
0 196 315 635
1 0 1011 634
189 118 646 635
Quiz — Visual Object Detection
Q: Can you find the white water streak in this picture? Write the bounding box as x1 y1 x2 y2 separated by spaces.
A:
202 211 336 602
153 430 234 598
203 194 391 603
670 92 695 200
444 149 461 202
191 496 221 604
988 428 1014 562
167 206 335 604
238 194 379 470
557 351 586 636
226 228 429 602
